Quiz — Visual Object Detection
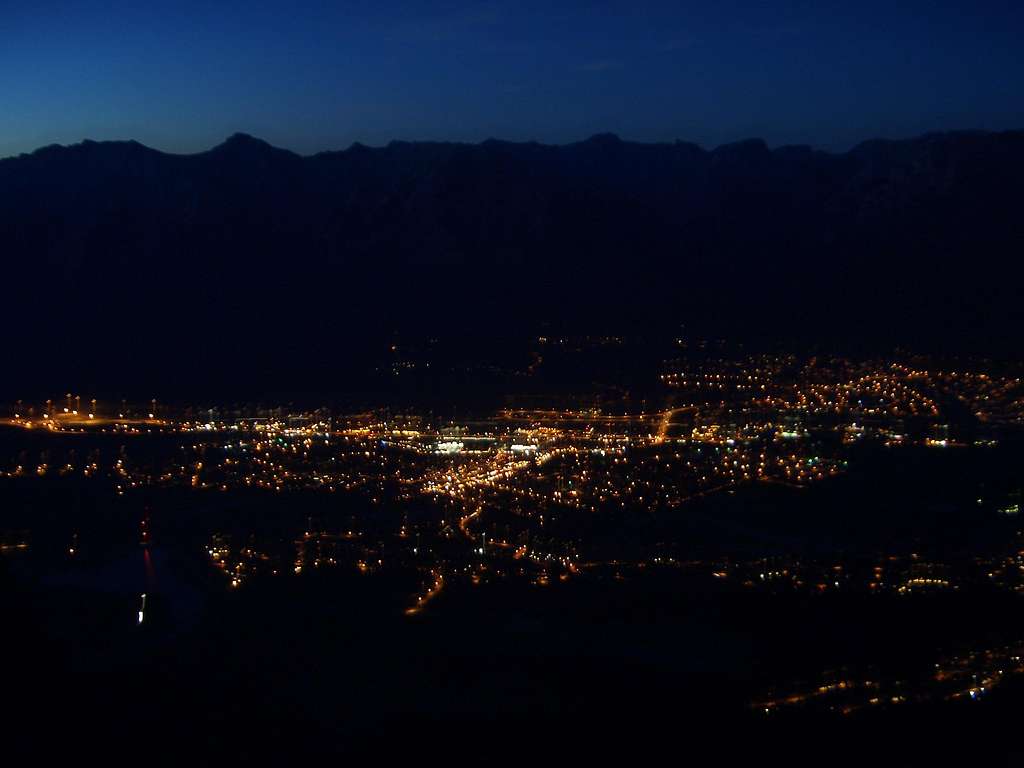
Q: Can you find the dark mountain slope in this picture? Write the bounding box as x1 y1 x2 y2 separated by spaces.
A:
1 130 1021 396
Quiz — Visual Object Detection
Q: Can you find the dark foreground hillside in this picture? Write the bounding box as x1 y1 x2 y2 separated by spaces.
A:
2 130 1022 396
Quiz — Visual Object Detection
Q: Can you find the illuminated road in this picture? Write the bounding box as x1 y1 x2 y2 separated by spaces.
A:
654 405 698 444
404 569 444 615
4 415 167 431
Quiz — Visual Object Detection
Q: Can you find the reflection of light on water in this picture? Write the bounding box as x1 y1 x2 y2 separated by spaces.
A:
138 592 146 625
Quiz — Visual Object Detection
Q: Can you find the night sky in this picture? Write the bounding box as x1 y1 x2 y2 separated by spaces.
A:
3 0 1023 158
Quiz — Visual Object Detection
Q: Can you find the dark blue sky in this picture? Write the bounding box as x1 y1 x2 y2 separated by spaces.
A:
3 0 1022 157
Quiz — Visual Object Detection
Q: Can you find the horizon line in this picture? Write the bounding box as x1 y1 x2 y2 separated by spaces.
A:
4 127 1021 163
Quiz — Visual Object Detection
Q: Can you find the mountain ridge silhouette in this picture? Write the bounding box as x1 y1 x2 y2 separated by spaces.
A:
2 128 1021 396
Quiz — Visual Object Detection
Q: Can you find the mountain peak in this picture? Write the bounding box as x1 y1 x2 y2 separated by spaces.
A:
580 132 623 147
224 131 264 145
211 133 287 155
